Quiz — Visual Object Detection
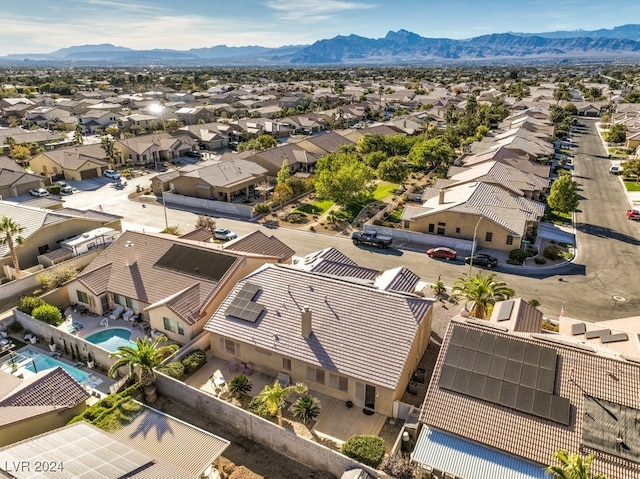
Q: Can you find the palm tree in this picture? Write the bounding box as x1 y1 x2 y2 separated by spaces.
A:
256 380 308 426
452 271 515 319
108 336 178 403
0 216 25 279
291 395 321 424
74 123 84 145
100 136 116 168
547 450 607 479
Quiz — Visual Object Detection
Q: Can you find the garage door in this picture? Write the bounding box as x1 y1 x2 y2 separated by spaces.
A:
80 168 98 179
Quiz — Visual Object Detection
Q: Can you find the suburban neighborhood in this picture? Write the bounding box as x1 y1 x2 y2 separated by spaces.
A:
0 30 640 479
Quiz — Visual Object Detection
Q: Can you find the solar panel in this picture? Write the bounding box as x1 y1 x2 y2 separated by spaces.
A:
488 355 507 380
539 347 558 371
493 336 511 358
438 364 457 390
483 377 503 403
450 326 468 347
235 282 261 302
496 300 514 321
458 348 478 371
550 395 571 426
473 352 492 376
443 344 463 367
585 329 610 339
571 322 586 335
536 368 556 394
508 340 525 362
451 368 472 394
499 381 518 409
463 328 482 351
523 343 542 366
533 390 553 419
467 373 487 399
600 333 629 344
520 363 538 389
504 360 523 384
516 386 535 414
478 333 496 354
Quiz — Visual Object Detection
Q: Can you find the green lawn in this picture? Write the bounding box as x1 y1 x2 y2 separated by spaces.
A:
294 199 334 215
372 182 399 201
624 180 640 192
387 207 403 223
545 209 572 225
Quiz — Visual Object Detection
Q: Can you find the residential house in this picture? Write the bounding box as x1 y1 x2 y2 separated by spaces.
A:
175 106 215 125
0 412 229 478
24 106 75 129
0 128 66 156
280 114 327 135
458 145 551 179
153 158 267 202
0 200 122 280
402 182 545 252
0 159 47 198
223 230 295 263
293 131 355 157
204 261 433 417
77 109 120 134
116 132 196 167
0 367 89 447
412 312 640 479
65 230 280 344
116 113 159 134
179 122 234 150
29 143 110 180
247 143 321 177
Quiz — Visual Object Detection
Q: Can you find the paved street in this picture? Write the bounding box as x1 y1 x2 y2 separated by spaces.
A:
60 126 640 323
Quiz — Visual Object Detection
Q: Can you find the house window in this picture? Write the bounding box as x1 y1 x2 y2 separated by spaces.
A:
306 366 325 384
38 244 50 255
114 294 126 306
224 338 238 355
428 223 435 233
329 373 348 392
485 232 493 242
455 227 461 234
77 290 89 304
52 167 58 174
282 358 292 371
163 317 176 333
506 235 514 245
42 165 47 173
125 297 139 311
437 222 446 235
177 322 184 336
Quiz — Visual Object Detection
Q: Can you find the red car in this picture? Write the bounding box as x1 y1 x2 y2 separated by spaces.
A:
627 209 640 220
427 247 457 261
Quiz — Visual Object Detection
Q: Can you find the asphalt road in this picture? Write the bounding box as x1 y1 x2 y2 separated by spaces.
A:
61 127 640 323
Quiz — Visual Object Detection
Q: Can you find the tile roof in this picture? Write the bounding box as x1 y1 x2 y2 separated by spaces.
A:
205 263 432 389
374 266 421 293
223 229 294 262
178 227 213 242
292 247 357 270
0 371 22 399
183 158 267 187
0 366 89 407
420 319 640 479
75 231 244 322
248 143 321 168
308 260 379 281
109 403 230 476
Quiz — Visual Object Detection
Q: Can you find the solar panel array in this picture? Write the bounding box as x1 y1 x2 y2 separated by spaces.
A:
439 325 571 426
225 282 264 323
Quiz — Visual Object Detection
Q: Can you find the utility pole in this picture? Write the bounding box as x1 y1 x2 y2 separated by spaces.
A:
468 217 483 275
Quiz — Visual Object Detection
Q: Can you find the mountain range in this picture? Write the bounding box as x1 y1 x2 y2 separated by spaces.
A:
3 24 640 66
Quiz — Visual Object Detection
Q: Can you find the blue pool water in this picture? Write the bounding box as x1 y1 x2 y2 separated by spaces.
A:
17 346 102 387
85 327 137 353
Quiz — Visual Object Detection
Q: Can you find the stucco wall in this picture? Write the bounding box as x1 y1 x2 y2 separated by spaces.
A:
155 373 380 478
164 191 255 219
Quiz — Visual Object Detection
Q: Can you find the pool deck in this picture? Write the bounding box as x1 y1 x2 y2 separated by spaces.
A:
59 307 148 344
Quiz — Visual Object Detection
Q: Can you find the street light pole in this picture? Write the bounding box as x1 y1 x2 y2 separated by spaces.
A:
468 217 482 275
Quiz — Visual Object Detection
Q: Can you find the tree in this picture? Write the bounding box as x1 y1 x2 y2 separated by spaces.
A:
603 123 626 144
546 450 607 479
11 144 31 164
108 336 178 403
100 136 116 167
377 156 408 185
195 215 216 233
237 134 277 152
407 138 455 172
452 271 515 319
622 158 640 182
74 124 84 145
276 160 291 185
381 455 415 479
228 374 253 398
315 152 375 206
554 83 572 104
256 380 307 426
291 395 321 423
547 174 579 214
0 216 25 279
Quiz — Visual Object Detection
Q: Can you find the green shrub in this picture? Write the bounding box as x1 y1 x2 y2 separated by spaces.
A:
157 362 185 380
18 296 45 315
32 304 64 326
228 374 252 397
534 257 547 264
247 396 273 419
68 385 142 430
508 248 528 264
37 266 78 291
48 185 61 195
341 435 386 468
528 299 541 307
253 202 272 216
181 349 207 375
7 320 25 334
292 395 321 423
543 244 563 260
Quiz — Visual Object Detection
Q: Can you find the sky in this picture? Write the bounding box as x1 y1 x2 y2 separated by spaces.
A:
0 0 638 56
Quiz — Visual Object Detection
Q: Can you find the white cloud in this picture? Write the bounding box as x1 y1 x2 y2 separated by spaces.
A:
266 0 375 22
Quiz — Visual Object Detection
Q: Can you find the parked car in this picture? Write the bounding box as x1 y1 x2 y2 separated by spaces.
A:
609 165 622 175
351 231 393 248
186 150 203 159
464 253 498 268
56 181 73 194
213 227 238 241
103 169 121 179
29 188 49 197
627 209 640 220
426 247 457 261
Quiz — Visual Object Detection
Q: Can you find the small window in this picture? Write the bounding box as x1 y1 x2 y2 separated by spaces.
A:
506 235 514 245
455 227 461 234
38 244 50 255
177 322 184 336
282 358 291 371
306 366 325 384
485 232 493 242
163 317 175 333
224 338 237 355
77 290 89 304
329 373 348 392
428 223 435 233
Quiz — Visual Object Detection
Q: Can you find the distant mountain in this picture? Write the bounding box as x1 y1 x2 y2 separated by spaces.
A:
3 25 640 66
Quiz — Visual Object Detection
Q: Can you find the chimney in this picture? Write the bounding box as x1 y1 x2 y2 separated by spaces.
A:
301 306 312 338
125 241 136 266
438 189 445 205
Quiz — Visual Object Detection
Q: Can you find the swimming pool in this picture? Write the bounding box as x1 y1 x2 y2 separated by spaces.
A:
15 346 102 388
85 327 137 353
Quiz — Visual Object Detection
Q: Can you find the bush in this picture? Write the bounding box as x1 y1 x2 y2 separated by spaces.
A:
37 266 78 291
534 257 547 264
181 349 207 375
528 299 541 307
341 435 385 468
543 244 563 260
7 320 25 334
32 304 64 326
247 396 273 419
18 296 45 315
228 374 253 397
253 202 272 216
48 184 61 195
382 455 414 479
291 395 321 423
157 362 185 380
508 248 528 264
